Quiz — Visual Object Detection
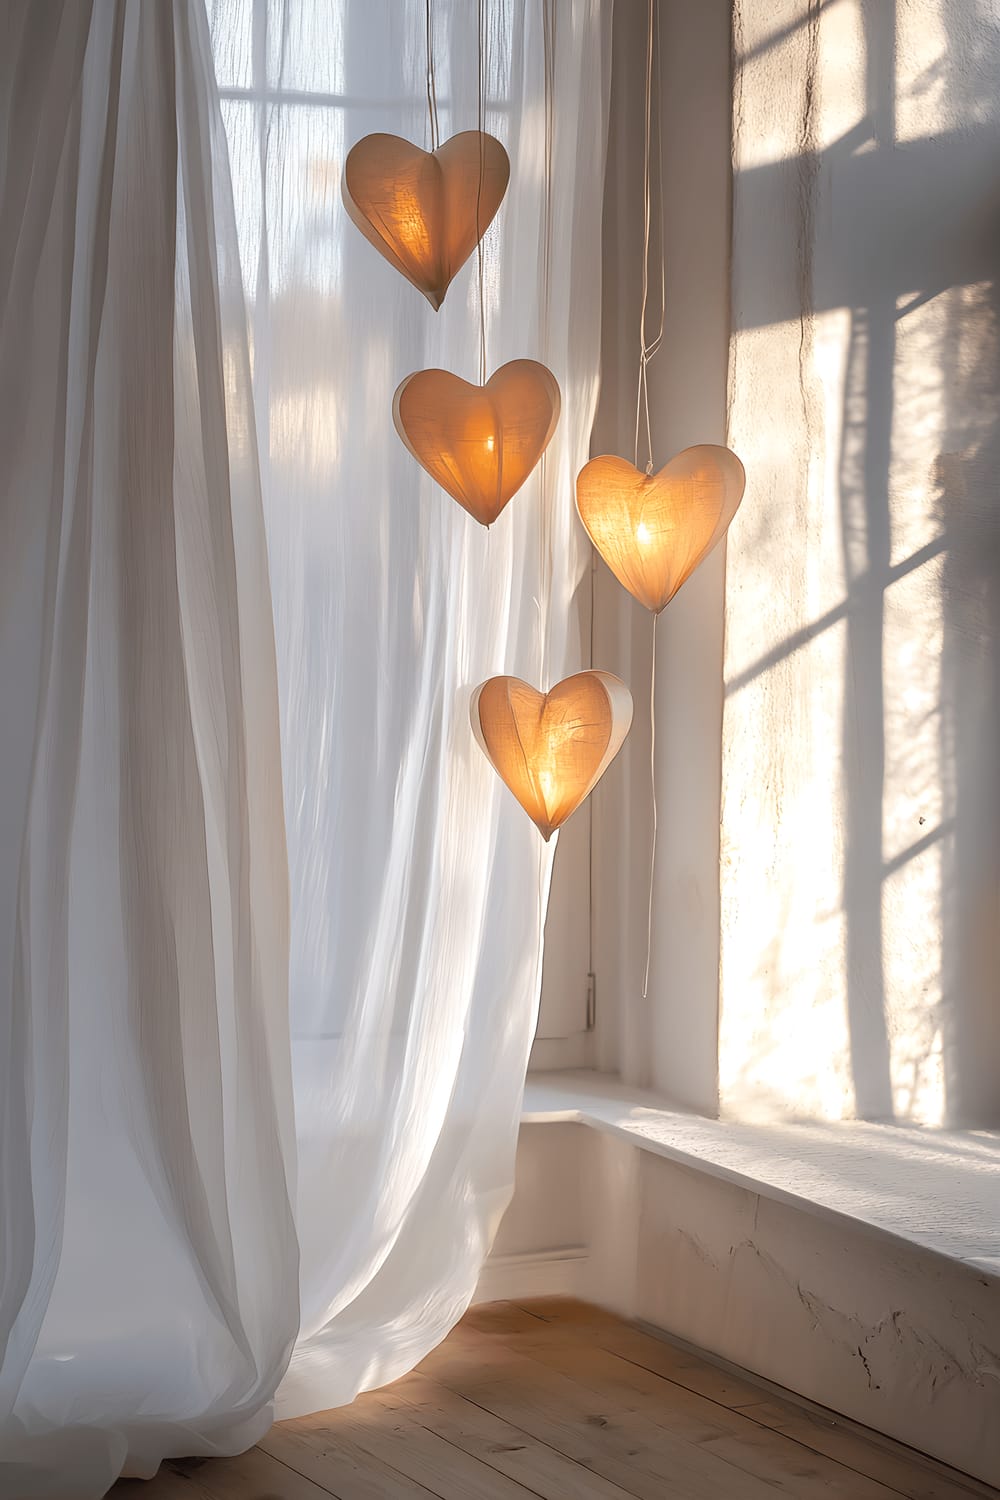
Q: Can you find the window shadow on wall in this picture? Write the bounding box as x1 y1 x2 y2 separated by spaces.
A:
729 0 1000 1126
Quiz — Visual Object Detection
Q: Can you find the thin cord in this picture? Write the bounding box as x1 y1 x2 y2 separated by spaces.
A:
540 0 555 340
539 0 555 686
641 614 658 1000
633 0 665 474
476 0 487 385
425 0 440 150
637 0 664 1007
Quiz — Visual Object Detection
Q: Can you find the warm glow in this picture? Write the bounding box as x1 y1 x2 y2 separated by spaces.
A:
392 186 433 259
394 360 560 526
577 446 746 614
343 131 509 310
472 672 633 840
722 294 960 1126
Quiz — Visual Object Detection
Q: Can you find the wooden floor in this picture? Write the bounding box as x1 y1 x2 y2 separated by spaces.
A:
113 1299 995 1500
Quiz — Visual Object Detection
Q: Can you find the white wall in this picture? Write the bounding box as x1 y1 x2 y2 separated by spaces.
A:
722 0 1000 1126
477 1121 639 1315
590 0 733 1107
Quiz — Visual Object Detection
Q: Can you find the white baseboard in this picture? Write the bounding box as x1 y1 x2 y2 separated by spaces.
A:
473 1246 589 1305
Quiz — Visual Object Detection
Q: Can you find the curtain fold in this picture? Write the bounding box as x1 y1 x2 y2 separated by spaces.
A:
209 0 611 1418
0 0 611 1493
0 3 297 1494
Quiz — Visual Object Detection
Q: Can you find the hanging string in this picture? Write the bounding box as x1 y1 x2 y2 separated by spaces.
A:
475 0 488 387
638 0 664 1004
425 0 440 151
641 613 658 1000
538 0 555 688
633 0 665 474
540 1 555 340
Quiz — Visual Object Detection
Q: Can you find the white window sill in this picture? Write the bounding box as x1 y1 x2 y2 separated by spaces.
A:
522 1070 1000 1279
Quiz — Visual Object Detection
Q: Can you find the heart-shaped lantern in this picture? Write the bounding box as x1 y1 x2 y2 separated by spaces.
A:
471 671 633 840
576 445 746 614
343 131 510 310
394 360 561 526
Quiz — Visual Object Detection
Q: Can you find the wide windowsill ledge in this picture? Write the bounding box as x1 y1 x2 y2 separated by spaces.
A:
522 1070 1000 1280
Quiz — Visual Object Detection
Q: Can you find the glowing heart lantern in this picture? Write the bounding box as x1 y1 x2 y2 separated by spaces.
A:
393 360 561 526
471 671 633 840
343 131 510 310
576 445 746 614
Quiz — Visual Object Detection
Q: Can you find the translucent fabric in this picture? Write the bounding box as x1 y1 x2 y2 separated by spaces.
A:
577 445 746 613
0 0 611 1492
472 673 634 840
210 0 611 1419
0 2 296 1495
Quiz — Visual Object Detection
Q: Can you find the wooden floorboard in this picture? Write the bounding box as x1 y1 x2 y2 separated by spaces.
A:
112 1298 996 1500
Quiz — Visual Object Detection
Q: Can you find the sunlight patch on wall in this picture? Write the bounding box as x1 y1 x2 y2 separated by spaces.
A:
733 0 866 170
815 0 865 153
895 6 948 147
721 305 854 1122
722 0 1000 1127
883 569 945 1125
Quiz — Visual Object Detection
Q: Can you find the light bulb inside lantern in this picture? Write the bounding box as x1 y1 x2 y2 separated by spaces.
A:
537 768 558 810
636 520 652 546
536 719 575 814
485 434 495 454
394 187 430 259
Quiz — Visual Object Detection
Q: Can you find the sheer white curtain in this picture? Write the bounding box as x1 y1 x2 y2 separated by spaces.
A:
209 0 611 1416
0 3 295 1494
0 0 610 1493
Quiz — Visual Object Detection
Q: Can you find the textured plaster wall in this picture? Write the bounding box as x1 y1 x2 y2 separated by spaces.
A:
722 0 1000 1126
636 1149 1000 1486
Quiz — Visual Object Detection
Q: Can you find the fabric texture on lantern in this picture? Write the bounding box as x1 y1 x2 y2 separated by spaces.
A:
343 131 510 309
393 359 561 525
576 444 746 613
471 671 633 839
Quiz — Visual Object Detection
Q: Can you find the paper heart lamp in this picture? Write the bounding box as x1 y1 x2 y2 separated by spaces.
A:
471 671 633 840
343 131 510 309
576 445 746 614
393 359 561 526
